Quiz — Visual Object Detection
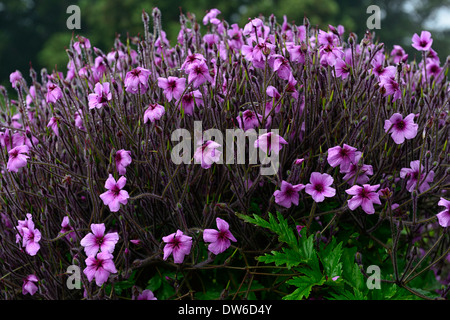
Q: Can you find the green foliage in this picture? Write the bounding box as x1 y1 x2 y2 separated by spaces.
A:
237 212 427 300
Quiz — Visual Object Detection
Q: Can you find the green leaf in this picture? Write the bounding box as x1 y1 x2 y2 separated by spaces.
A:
284 273 325 300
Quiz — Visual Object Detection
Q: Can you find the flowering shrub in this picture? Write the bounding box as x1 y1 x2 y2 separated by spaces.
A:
0 7 448 300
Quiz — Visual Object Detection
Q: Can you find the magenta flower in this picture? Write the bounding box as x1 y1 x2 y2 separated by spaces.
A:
74 109 85 130
15 213 41 256
162 229 192 264
411 31 433 51
345 184 381 214
46 82 63 103
60 216 76 242
335 58 351 79
157 76 186 102
193 140 222 169
327 144 357 172
400 160 434 193
437 198 450 228
384 113 418 144
124 67 151 94
305 172 336 203
47 116 59 136
254 132 288 155
178 90 203 115
273 180 305 208
236 110 262 131
144 103 165 123
88 82 112 109
379 75 402 101
83 251 118 287
115 149 132 175
7 144 29 173
391 45 408 63
99 174 130 212
203 217 237 255
22 274 39 295
10 70 22 88
80 223 119 257
341 151 374 185
73 36 91 54
136 289 158 300
186 61 213 88
272 54 292 80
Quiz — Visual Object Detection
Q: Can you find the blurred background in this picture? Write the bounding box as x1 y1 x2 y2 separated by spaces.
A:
0 0 449 95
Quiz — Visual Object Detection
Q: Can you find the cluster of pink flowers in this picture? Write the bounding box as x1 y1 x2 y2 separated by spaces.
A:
80 223 119 287
0 6 448 300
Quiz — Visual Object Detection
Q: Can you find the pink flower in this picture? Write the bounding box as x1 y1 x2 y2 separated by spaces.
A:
115 149 132 175
144 103 165 123
46 82 63 103
400 160 434 193
186 61 213 88
327 144 357 172
203 217 237 255
22 274 39 295
341 152 373 185
124 67 151 94
88 82 112 109
74 109 85 130
335 58 351 79
47 116 59 136
73 36 91 54
236 110 262 131
10 70 22 88
272 54 292 80
181 53 207 71
16 213 41 256
136 289 158 300
384 113 418 144
273 180 305 208
99 174 130 212
391 45 408 64
345 184 381 214
437 198 450 228
178 90 203 115
203 8 221 25
254 132 288 155
162 229 192 264
305 172 336 203
80 223 119 257
411 31 433 51
379 75 402 101
157 76 186 102
60 216 76 242
7 144 29 173
83 251 118 287
194 140 222 169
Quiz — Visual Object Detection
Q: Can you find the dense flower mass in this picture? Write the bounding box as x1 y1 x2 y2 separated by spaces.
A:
0 7 448 300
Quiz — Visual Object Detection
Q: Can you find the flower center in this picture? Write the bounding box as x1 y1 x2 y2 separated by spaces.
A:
314 184 324 192
396 120 405 130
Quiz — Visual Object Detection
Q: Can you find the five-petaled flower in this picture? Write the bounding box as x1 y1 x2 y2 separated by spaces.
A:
194 140 222 169
273 180 305 208
80 223 119 257
144 103 165 123
345 184 381 214
99 175 130 212
203 218 237 255
400 160 434 193
411 31 433 51
124 67 151 94
83 251 118 287
22 274 39 295
7 144 29 173
384 113 418 144
162 229 192 264
88 82 112 109
305 172 336 203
